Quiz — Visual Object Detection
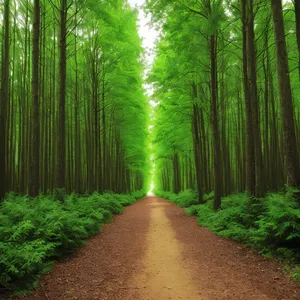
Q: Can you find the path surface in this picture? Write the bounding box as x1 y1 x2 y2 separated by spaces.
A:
17 196 300 300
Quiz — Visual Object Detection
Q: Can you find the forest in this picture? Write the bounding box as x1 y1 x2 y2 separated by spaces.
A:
0 0 300 298
148 0 300 285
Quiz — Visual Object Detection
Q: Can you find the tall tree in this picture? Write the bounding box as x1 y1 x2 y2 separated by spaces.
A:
0 0 150 195
241 0 255 196
271 0 300 190
246 0 264 198
293 0 300 80
29 0 41 196
0 0 10 199
56 0 67 189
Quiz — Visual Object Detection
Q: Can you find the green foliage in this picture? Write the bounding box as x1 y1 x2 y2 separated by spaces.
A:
154 190 177 201
155 189 198 207
203 191 214 201
251 194 300 249
184 205 202 216
162 190 300 275
0 192 140 291
292 266 300 281
1 0 151 196
53 188 66 203
173 190 199 207
131 190 147 200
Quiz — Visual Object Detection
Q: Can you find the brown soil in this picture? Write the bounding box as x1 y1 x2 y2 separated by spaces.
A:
164 198 300 300
133 199 203 299
10 196 300 300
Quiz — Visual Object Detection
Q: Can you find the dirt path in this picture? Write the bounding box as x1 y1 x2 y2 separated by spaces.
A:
134 199 203 299
16 196 299 300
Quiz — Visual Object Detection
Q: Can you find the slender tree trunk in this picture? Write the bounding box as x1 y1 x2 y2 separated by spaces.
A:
173 152 180 194
294 0 300 80
192 100 204 203
210 34 222 209
0 0 10 199
241 0 255 196
271 0 300 190
102 69 106 191
56 0 67 188
247 0 264 198
29 0 41 196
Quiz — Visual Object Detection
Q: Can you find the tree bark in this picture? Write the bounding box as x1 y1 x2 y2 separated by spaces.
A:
241 0 255 196
271 0 300 189
56 0 67 189
0 0 10 199
29 0 41 196
192 99 204 203
210 34 222 210
172 152 181 194
246 0 264 198
294 0 300 80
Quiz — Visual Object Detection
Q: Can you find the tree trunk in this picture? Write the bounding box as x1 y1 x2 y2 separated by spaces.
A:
0 0 10 199
294 0 300 80
192 100 204 203
56 0 67 188
271 0 300 190
173 152 180 194
29 0 41 196
241 0 255 196
210 34 222 210
246 0 264 198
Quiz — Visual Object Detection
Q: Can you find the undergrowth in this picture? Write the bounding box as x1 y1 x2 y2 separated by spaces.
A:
157 189 300 281
155 190 198 207
0 190 145 292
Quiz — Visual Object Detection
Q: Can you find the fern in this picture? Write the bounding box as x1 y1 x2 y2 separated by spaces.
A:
162 189 300 270
0 191 139 291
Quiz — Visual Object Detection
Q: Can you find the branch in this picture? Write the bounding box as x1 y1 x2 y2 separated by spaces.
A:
48 0 59 12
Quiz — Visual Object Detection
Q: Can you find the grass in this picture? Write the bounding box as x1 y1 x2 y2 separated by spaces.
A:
0 190 145 292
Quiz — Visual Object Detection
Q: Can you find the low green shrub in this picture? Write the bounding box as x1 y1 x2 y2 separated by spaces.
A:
184 204 202 216
251 194 300 250
292 266 300 281
131 190 147 200
203 191 214 201
159 189 300 280
154 190 177 201
174 190 198 207
155 189 198 207
0 191 141 291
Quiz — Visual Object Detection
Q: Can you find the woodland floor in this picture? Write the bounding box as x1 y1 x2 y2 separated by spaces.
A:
9 196 300 300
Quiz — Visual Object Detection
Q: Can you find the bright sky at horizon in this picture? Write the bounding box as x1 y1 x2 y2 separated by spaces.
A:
128 0 293 193
128 0 158 192
128 0 159 109
128 0 159 70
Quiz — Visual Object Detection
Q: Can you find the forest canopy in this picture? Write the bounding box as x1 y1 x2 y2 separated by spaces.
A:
147 0 300 207
1 0 300 292
0 0 151 197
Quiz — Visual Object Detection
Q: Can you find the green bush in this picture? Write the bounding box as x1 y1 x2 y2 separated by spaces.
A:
203 191 214 201
251 194 300 249
292 266 300 281
160 189 300 278
196 193 300 252
154 190 177 201
155 189 198 207
0 191 140 291
184 204 202 216
173 190 198 207
131 190 147 200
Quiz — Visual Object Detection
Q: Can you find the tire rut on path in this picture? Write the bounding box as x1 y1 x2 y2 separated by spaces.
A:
15 196 300 300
